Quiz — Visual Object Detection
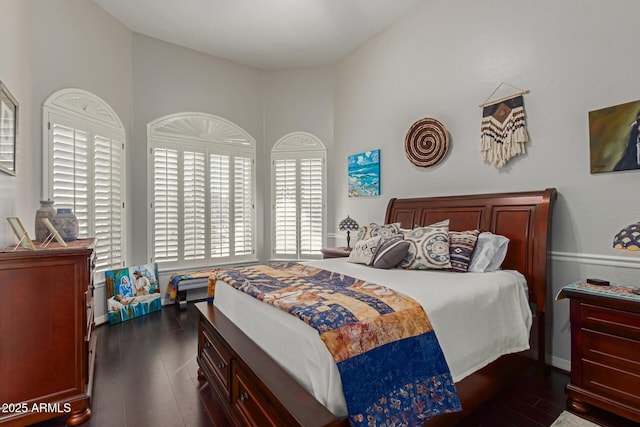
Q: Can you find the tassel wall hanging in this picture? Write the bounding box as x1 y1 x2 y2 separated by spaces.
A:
479 83 529 168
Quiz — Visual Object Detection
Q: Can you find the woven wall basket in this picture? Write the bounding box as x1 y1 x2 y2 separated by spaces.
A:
404 117 450 167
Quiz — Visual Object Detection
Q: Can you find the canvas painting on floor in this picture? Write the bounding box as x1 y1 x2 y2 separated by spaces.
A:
105 263 162 324
589 99 640 173
348 149 380 197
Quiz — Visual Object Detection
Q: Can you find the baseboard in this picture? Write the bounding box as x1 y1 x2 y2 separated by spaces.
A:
549 355 571 373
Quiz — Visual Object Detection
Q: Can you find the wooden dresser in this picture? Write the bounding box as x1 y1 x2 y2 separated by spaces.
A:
0 239 96 426
564 285 640 423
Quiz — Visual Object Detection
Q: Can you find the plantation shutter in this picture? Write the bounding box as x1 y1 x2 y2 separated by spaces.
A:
44 90 127 276
233 156 253 256
210 153 230 257
93 130 124 270
300 158 323 255
271 132 326 261
183 150 206 260
273 159 297 255
152 147 179 262
51 115 90 238
148 113 256 269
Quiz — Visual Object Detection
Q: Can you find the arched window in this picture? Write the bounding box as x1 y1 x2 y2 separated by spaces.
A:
148 113 256 269
43 89 126 272
271 132 326 260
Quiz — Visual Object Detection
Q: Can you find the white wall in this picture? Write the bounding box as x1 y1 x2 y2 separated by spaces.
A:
262 66 335 254
0 0 32 245
332 0 640 369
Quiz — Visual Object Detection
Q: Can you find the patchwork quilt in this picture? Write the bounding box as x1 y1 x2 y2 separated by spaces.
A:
210 262 461 426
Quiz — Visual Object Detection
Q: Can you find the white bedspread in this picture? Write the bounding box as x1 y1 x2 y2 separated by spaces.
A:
213 258 532 418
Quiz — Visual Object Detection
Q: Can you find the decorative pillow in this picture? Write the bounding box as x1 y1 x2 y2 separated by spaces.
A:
347 235 382 265
448 229 480 272
467 232 510 273
399 220 451 270
356 222 401 242
371 235 410 269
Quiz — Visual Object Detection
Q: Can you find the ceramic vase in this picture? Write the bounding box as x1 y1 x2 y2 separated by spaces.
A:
51 208 79 241
35 200 56 242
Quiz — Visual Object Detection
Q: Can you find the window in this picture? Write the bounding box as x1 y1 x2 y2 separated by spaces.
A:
43 89 126 273
148 113 256 270
271 132 326 260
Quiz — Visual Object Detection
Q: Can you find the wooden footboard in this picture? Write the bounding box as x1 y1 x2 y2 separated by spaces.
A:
196 302 348 427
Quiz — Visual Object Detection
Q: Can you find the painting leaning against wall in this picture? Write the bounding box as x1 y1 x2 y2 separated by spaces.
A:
105 263 162 324
348 149 380 197
589 99 640 173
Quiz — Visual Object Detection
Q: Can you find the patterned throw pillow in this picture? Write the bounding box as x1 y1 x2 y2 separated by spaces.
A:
372 235 410 269
448 229 480 272
399 220 451 270
356 223 401 242
347 235 382 265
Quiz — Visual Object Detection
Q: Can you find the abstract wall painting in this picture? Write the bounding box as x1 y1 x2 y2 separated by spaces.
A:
348 149 380 197
105 263 162 324
589 99 640 173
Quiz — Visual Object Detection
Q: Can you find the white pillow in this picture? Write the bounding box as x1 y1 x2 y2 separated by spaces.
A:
467 232 509 273
348 235 382 265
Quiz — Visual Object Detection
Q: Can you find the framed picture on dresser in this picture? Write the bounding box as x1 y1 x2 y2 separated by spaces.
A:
6 217 35 250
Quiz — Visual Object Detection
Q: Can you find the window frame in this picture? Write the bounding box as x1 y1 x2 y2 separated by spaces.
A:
42 88 127 276
271 132 327 260
147 113 257 271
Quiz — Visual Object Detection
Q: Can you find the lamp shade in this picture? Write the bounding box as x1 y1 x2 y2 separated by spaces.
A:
613 221 640 251
338 216 359 232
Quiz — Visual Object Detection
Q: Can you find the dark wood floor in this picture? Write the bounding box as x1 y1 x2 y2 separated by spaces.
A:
31 302 636 427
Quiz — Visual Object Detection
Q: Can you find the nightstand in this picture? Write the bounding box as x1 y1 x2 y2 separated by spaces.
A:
562 283 640 423
320 246 351 259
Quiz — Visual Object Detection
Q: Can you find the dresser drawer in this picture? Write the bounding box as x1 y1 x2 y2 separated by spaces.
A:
580 303 640 339
200 324 232 398
231 363 283 427
582 328 640 373
583 359 640 406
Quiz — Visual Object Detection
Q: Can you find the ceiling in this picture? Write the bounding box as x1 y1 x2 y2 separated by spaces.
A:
92 0 425 70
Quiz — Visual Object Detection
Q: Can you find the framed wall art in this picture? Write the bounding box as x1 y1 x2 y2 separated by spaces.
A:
589 99 640 173
348 149 380 197
0 81 17 176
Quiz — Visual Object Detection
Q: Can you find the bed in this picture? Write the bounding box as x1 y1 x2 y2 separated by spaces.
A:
195 188 557 426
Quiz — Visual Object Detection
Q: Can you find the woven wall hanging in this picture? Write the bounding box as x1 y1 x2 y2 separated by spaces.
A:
479 83 529 168
404 117 450 167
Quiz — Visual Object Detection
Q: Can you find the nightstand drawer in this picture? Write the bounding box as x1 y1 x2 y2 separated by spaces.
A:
582 328 640 373
583 359 640 406
581 302 640 339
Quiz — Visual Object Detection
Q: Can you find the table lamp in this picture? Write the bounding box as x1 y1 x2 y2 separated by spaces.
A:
338 216 359 249
613 221 640 251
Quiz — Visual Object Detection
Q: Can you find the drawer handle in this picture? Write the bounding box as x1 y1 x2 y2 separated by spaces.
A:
204 341 210 348
217 362 225 369
239 392 249 401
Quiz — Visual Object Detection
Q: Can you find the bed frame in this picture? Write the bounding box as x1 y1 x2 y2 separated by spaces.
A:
196 188 557 426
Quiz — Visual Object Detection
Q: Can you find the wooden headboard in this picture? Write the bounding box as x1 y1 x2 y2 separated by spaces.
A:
385 188 557 362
